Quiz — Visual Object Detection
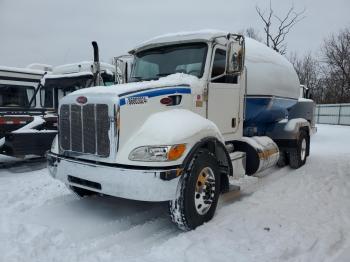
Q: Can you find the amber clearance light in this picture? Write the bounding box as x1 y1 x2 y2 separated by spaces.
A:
168 144 186 161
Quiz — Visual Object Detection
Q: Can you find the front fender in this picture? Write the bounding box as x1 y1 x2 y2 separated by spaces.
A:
116 109 224 166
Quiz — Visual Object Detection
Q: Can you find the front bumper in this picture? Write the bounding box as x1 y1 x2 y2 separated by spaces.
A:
47 152 181 202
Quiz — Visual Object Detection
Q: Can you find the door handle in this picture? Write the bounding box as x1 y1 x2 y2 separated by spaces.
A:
232 118 236 128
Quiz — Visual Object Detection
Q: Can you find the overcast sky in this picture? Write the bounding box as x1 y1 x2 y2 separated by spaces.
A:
1 0 349 68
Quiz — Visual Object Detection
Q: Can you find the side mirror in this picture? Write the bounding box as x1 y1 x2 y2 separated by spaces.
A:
226 35 245 74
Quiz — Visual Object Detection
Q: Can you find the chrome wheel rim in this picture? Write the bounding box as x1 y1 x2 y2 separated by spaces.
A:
194 167 216 215
301 138 307 161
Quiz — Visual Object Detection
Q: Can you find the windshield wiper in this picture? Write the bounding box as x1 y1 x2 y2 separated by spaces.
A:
131 76 162 82
156 73 172 77
129 76 143 82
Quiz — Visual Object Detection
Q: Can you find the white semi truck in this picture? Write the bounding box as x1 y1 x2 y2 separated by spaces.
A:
47 30 316 230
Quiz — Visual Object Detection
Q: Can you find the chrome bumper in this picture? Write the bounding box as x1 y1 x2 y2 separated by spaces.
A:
47 153 181 202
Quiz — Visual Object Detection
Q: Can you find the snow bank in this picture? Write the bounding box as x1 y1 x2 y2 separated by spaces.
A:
71 73 201 96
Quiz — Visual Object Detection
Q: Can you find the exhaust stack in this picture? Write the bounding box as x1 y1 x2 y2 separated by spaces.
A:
92 41 101 86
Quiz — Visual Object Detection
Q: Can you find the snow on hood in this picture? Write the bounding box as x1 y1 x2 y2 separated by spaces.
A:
70 73 201 97
131 109 223 145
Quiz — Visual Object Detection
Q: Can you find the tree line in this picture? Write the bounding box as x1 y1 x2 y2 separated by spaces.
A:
241 2 350 104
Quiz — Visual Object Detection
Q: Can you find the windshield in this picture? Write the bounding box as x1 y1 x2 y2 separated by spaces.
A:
130 43 208 82
0 84 35 107
41 75 93 108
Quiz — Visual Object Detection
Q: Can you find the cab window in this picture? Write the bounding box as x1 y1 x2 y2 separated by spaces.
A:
0 84 35 107
211 49 226 78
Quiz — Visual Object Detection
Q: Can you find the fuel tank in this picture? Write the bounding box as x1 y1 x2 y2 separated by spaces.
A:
232 136 279 175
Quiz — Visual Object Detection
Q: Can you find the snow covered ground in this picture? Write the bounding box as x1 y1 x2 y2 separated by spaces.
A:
0 124 349 262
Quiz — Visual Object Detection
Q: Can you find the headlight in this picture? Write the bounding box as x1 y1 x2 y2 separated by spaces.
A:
129 144 186 162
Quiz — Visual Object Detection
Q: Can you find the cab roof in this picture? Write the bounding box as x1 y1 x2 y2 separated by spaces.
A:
53 61 115 74
129 29 230 54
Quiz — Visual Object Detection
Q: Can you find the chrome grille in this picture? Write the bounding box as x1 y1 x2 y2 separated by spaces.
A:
82 104 96 154
96 104 110 157
71 105 82 152
60 104 70 150
59 104 110 157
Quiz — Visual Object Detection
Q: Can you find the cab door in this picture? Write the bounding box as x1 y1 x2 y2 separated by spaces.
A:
207 46 243 139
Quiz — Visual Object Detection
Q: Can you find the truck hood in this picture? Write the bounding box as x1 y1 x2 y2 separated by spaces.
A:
69 73 201 98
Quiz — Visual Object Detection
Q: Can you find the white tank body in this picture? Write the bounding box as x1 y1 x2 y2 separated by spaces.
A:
245 38 300 99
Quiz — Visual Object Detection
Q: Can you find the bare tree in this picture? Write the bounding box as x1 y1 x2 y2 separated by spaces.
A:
256 1 305 55
289 52 320 100
289 27 350 104
321 28 350 103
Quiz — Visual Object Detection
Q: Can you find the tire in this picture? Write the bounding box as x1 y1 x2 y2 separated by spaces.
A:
289 130 309 169
69 186 97 198
169 149 221 230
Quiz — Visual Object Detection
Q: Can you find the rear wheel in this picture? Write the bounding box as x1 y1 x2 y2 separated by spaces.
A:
289 130 309 169
169 149 221 230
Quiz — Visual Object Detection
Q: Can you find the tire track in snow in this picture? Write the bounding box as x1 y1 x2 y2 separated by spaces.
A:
20 195 179 261
82 216 179 260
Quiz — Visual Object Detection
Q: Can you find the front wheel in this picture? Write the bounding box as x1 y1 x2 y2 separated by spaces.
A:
169 149 221 230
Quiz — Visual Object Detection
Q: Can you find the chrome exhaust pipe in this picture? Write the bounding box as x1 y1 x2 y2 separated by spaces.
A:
92 41 101 86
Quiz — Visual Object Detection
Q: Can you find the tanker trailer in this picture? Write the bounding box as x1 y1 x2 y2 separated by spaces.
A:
47 30 314 230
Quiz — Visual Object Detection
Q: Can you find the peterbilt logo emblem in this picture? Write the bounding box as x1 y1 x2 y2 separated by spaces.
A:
76 96 88 104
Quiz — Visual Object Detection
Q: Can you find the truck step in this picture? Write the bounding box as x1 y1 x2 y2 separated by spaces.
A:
229 151 246 179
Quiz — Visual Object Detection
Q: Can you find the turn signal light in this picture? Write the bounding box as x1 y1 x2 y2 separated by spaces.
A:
168 144 186 161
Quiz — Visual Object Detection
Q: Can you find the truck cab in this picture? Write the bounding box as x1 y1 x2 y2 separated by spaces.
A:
48 30 313 230
0 65 50 155
40 61 116 110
